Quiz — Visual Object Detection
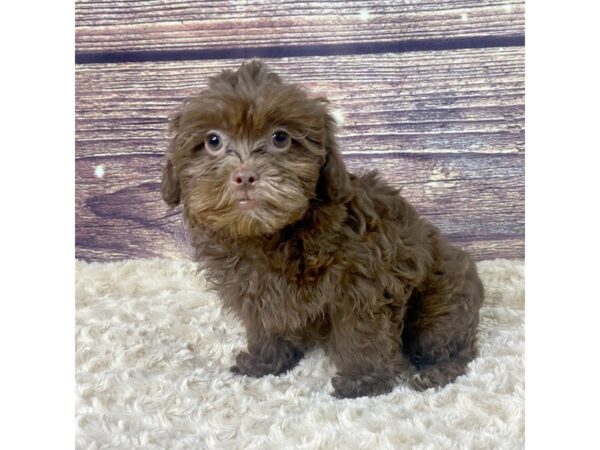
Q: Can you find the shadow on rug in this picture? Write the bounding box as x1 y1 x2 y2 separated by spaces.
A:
75 259 524 449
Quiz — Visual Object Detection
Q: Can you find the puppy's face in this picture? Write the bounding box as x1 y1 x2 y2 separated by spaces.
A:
162 61 351 238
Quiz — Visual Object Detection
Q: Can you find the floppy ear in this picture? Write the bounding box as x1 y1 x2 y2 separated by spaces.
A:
161 159 181 207
161 112 182 207
316 112 353 204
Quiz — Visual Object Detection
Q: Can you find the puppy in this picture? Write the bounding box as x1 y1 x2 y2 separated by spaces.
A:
161 61 484 398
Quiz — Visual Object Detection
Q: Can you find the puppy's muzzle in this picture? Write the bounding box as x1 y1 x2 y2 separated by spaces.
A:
231 168 260 209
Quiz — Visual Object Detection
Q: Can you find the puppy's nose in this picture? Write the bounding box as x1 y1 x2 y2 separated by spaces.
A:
231 169 259 188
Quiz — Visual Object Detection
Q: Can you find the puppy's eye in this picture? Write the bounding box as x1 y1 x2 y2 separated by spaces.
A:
205 131 224 154
271 130 290 150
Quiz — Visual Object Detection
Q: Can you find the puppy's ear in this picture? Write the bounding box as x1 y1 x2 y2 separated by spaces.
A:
161 112 182 207
161 159 181 207
316 112 353 204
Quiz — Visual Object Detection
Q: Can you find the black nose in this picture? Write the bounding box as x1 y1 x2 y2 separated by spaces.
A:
231 169 259 188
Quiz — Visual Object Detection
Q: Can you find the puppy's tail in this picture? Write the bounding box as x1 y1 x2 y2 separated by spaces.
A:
408 357 471 391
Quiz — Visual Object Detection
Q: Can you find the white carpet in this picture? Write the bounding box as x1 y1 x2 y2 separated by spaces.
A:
75 259 524 449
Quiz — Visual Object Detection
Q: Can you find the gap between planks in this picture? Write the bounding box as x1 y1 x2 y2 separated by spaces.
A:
75 35 524 65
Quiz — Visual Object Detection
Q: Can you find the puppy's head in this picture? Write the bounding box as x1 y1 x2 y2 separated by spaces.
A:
161 60 352 238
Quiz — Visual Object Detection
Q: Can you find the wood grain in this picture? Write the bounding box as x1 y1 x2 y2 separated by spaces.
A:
75 0 524 53
76 47 524 159
76 152 523 262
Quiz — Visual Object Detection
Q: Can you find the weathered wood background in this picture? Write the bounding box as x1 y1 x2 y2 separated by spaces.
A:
75 0 525 262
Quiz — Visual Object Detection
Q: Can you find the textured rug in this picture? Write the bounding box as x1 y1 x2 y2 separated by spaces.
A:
75 259 524 449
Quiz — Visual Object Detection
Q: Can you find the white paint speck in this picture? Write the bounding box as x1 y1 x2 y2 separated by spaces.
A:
461 13 469 21
504 4 514 13
330 109 345 127
94 165 105 178
359 9 370 21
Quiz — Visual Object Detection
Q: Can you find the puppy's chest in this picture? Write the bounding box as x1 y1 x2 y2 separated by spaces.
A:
238 249 329 299
217 247 334 328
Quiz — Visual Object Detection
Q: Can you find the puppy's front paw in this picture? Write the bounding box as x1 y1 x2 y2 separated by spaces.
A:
230 340 304 377
231 350 300 378
230 351 274 377
332 374 394 399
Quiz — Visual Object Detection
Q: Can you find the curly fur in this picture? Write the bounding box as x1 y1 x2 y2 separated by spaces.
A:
161 61 484 398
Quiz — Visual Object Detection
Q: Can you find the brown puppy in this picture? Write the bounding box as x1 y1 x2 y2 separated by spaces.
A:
161 61 484 398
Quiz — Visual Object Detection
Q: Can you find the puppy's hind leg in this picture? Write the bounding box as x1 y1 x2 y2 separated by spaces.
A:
409 351 476 391
403 256 484 391
404 311 479 391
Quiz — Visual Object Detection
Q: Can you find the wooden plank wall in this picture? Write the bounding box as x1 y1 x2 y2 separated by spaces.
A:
75 0 525 262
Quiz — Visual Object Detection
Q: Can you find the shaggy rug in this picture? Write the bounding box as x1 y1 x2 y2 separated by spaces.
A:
75 259 524 449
